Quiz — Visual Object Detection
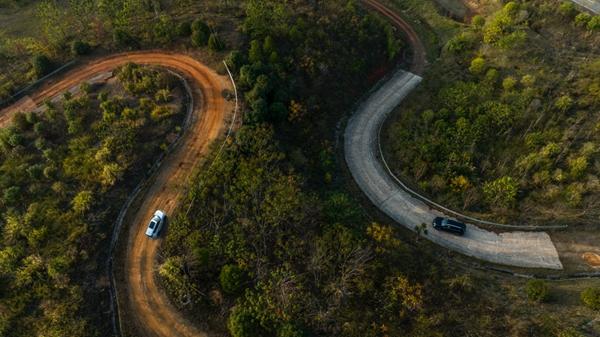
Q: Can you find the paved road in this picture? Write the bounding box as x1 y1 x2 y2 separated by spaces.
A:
572 0 600 13
0 52 233 337
344 70 563 270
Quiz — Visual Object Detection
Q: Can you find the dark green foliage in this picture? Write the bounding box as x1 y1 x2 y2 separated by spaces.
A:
581 287 600 310
113 28 138 49
153 14 176 45
191 18 211 47
208 33 225 51
176 21 192 37
70 40 91 56
0 65 183 336
526 279 550 302
220 265 245 294
31 54 52 78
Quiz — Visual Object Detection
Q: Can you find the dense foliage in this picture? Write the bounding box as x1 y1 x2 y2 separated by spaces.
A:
0 0 232 102
384 0 600 225
0 64 183 336
159 1 591 337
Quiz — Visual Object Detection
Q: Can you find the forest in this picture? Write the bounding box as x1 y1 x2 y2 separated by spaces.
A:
0 0 599 337
0 64 184 336
384 0 600 226
160 1 599 337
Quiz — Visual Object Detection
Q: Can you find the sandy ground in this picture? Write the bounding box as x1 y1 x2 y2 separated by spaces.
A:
0 51 233 337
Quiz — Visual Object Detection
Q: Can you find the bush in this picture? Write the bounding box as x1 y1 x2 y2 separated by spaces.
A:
227 305 265 337
191 30 209 47
32 54 53 78
113 29 138 49
219 264 245 294
558 2 577 18
71 40 91 56
574 13 592 27
176 21 192 37
581 287 600 310
483 176 518 208
469 57 486 74
472 15 485 28
526 279 549 302
208 33 225 51
587 16 600 31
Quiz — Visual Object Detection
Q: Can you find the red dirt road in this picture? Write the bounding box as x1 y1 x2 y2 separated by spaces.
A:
0 52 233 337
362 0 427 75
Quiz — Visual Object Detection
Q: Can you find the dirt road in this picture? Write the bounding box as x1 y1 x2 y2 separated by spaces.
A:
362 0 427 75
0 52 233 337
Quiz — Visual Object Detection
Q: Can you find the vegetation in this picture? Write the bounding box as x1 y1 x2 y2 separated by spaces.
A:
160 1 596 336
526 279 550 303
384 0 600 225
0 0 235 102
0 64 184 336
581 287 600 310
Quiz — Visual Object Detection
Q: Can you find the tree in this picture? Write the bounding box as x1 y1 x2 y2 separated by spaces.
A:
469 57 486 74
220 264 246 294
581 287 600 310
71 40 91 56
154 14 176 45
228 305 266 337
483 176 518 208
72 190 93 214
526 279 549 303
208 33 224 51
32 54 53 78
176 21 192 37
191 29 209 47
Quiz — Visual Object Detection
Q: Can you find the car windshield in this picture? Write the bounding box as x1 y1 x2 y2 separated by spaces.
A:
441 219 448 226
149 221 156 229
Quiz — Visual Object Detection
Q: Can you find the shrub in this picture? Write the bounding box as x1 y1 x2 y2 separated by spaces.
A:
558 2 577 18
191 18 210 35
176 21 192 37
555 95 574 112
574 13 592 27
483 176 518 207
472 15 485 27
208 33 225 51
469 57 486 74
191 29 209 47
219 264 245 294
526 279 549 302
113 29 138 49
32 54 52 78
502 76 517 91
227 305 265 337
71 40 91 56
581 287 600 310
587 16 600 31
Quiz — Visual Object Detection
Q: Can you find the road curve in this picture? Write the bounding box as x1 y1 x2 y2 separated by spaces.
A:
0 52 233 337
349 0 563 269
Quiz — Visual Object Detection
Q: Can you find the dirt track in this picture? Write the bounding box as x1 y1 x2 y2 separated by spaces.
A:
0 52 233 337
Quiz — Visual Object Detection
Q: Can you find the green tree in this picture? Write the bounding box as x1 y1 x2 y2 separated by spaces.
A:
32 54 53 78
483 176 518 208
220 264 246 294
71 40 91 56
208 33 225 51
581 287 600 310
526 279 550 303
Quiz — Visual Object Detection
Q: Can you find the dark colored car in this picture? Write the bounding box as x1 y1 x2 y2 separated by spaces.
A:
432 217 466 236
